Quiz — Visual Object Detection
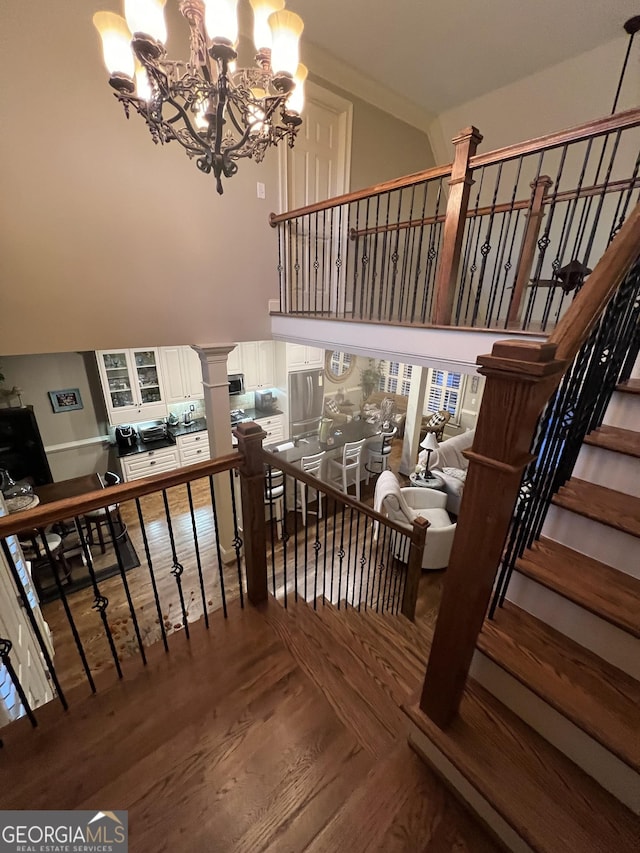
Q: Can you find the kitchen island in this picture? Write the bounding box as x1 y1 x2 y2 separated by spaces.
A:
265 419 381 465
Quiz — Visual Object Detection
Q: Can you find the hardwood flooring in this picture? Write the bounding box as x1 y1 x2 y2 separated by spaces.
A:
0 597 498 852
41 441 446 696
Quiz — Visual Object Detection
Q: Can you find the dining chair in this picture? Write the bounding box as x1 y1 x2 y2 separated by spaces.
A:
83 471 127 554
365 426 397 484
326 438 366 500
19 530 73 599
298 451 325 526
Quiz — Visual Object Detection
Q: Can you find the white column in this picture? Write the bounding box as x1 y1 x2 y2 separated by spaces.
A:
192 344 237 563
400 366 427 476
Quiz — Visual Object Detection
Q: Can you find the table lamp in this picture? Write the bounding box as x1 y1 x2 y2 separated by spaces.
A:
419 432 439 474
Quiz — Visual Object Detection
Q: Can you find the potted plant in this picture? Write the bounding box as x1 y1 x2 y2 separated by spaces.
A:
360 359 383 402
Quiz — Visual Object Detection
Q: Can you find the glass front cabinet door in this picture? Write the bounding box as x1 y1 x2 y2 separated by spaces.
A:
97 349 167 425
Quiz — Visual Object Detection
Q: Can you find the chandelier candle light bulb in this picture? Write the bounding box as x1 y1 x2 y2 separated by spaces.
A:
92 0 305 194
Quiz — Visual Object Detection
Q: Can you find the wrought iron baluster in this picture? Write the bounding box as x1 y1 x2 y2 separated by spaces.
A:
186 481 209 629
375 525 388 613
277 223 285 313
266 466 277 596
228 470 245 608
313 493 322 609
345 506 355 610
294 474 300 602
38 527 96 691
0 539 67 710
470 162 503 327
0 637 37 728
336 504 346 609
357 516 368 611
460 167 486 324
377 193 391 321
105 511 147 663
322 493 329 605
281 470 289 607
208 475 228 619
135 498 168 653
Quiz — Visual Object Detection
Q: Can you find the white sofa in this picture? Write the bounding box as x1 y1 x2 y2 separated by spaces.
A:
418 429 475 515
374 471 457 570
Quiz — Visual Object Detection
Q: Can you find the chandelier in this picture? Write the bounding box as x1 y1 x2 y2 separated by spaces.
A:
94 0 306 194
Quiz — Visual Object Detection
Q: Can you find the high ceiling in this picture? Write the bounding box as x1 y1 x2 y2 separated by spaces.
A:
286 0 639 116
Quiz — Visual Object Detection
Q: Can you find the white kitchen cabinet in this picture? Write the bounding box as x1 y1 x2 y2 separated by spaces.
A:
177 431 210 465
286 344 324 371
255 413 285 443
241 341 275 390
160 346 203 404
97 349 167 426
227 345 242 374
120 445 179 482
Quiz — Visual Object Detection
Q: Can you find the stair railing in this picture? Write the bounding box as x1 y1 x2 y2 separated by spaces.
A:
270 107 640 334
0 451 247 729
418 201 640 728
258 443 427 619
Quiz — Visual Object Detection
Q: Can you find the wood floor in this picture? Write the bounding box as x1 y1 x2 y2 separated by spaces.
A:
0 597 499 852
41 441 447 696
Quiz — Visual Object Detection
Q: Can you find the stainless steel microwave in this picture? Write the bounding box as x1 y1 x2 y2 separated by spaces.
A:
228 374 245 396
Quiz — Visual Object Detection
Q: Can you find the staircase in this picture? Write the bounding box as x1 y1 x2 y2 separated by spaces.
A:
406 375 640 851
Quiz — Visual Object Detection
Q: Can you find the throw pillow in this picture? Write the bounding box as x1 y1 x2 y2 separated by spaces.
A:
442 467 467 482
325 399 340 414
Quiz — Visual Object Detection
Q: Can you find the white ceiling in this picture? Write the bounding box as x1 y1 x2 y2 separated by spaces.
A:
286 0 639 115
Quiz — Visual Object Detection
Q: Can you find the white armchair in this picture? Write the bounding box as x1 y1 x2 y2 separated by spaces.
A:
418 429 475 515
374 471 457 570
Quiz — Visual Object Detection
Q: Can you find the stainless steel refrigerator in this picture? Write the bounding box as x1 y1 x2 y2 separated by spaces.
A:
288 369 324 439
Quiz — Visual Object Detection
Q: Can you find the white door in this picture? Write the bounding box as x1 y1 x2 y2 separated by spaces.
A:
280 83 352 314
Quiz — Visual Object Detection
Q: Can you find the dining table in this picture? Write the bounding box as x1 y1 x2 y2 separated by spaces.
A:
34 472 105 505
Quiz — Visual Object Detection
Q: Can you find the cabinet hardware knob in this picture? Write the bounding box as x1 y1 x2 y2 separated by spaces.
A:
150 460 156 466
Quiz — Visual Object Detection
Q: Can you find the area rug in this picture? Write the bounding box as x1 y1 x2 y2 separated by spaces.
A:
35 532 140 604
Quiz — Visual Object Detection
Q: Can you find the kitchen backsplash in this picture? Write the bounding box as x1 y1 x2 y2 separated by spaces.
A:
167 398 206 422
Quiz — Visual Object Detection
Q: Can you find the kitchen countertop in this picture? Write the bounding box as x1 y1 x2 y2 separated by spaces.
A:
265 420 381 465
233 407 283 422
168 418 208 437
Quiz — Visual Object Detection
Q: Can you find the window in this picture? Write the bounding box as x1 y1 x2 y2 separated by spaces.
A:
378 361 412 396
425 369 464 421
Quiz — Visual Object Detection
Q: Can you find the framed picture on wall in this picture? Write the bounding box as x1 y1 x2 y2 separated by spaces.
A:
48 388 83 413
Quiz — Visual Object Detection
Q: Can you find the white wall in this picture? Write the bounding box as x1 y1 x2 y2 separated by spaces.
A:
429 36 640 161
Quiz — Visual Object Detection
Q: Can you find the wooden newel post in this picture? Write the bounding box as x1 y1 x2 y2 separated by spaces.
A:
432 126 483 326
401 516 429 621
235 421 268 605
419 339 567 728
507 175 553 328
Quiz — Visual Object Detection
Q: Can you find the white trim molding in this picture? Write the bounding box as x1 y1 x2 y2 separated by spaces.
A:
45 435 110 454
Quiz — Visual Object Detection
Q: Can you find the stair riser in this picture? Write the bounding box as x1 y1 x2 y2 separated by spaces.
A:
543 505 640 579
602 390 640 431
471 651 640 814
573 444 640 497
506 571 640 679
407 731 533 853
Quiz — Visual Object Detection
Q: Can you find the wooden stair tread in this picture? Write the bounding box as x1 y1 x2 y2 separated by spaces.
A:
260 597 408 758
552 477 640 538
406 680 640 852
310 599 419 706
584 425 640 458
617 378 640 395
306 743 500 853
516 537 640 637
478 601 640 771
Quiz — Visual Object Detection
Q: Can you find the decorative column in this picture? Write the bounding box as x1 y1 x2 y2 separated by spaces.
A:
399 365 428 476
192 344 237 563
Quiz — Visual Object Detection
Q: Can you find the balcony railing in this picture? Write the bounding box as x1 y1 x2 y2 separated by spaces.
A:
0 425 425 735
270 108 640 335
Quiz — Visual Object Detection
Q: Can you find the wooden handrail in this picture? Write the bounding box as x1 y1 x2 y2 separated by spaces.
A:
470 107 640 170
269 164 453 226
261 448 411 538
348 177 640 240
549 201 640 362
0 454 239 539
270 107 640 230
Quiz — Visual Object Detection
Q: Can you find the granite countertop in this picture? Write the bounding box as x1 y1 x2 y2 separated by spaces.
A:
238 407 283 421
168 418 208 437
265 420 380 465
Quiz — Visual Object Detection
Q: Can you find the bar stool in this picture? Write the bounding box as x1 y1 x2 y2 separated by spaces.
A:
264 466 285 540
365 426 397 484
326 438 366 500
298 451 325 526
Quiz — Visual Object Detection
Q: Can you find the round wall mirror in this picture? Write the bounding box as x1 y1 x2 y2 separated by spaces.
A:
325 351 356 383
